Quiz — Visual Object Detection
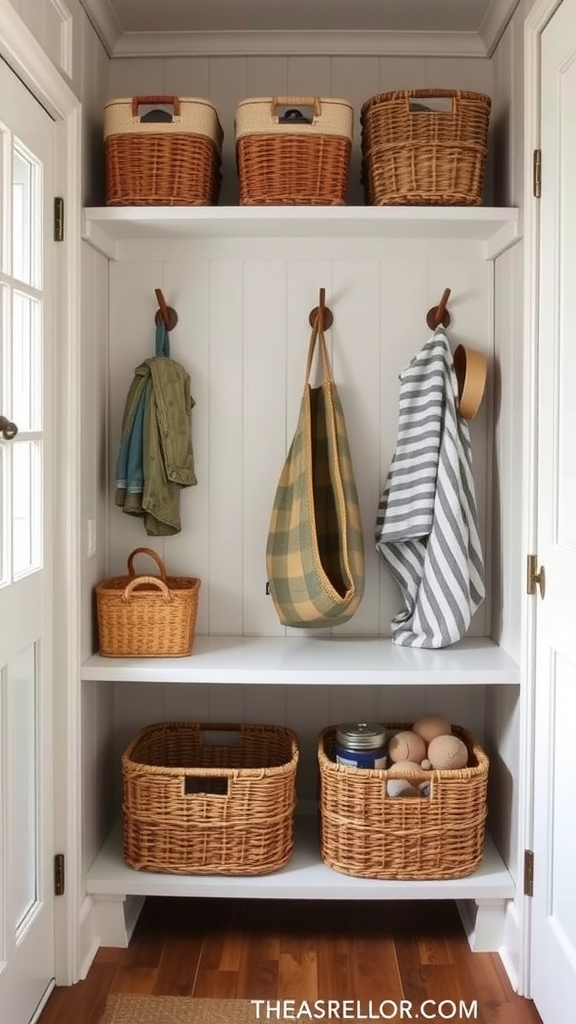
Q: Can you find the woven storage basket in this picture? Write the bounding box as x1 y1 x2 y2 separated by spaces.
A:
122 721 299 875
361 89 491 206
318 722 488 880
235 96 353 205
104 95 223 206
95 547 200 658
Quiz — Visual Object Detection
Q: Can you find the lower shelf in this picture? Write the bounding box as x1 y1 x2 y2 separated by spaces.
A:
86 815 515 901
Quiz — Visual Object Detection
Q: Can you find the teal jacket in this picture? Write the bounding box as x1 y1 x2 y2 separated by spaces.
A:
115 324 196 536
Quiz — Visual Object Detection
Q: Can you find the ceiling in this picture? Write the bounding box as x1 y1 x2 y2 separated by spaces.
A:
81 0 520 58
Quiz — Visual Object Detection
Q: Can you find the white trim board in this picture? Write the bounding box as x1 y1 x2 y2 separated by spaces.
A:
79 0 520 58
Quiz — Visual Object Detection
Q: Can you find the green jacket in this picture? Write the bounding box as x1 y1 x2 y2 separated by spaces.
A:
116 355 196 536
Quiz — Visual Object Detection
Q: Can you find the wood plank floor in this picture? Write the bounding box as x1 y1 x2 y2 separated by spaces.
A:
38 897 542 1024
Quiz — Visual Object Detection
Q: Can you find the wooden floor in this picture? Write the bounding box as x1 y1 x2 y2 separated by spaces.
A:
38 897 542 1024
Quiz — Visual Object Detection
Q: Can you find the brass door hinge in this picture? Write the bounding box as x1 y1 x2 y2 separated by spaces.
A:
524 849 534 897
527 554 546 598
533 150 542 198
54 197 64 241
54 853 65 896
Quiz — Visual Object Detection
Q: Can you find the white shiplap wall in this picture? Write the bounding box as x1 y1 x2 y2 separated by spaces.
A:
106 237 493 641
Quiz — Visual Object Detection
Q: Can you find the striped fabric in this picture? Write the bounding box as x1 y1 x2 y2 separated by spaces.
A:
375 327 485 648
266 326 365 628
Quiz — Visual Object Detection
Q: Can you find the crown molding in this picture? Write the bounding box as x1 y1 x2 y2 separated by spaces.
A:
79 0 122 56
478 0 521 56
113 30 487 59
79 0 519 60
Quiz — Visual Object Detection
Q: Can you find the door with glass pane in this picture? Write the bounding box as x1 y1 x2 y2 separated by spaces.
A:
0 57 55 1023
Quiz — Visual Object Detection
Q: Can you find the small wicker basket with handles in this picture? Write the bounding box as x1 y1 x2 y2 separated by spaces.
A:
104 95 223 206
95 547 200 657
318 722 489 880
361 89 491 206
235 95 353 205
122 721 299 875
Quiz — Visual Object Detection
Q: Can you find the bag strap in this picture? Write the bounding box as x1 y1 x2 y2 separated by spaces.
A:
304 320 334 385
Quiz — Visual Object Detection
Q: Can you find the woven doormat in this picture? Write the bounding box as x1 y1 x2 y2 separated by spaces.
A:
100 995 275 1024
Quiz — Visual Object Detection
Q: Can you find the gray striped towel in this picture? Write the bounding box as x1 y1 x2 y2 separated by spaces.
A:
375 327 485 648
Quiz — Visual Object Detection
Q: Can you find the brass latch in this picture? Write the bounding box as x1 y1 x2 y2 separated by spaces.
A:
527 555 546 598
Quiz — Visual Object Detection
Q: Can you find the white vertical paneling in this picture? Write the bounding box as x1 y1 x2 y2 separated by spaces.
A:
82 679 115 870
106 244 493 640
246 56 289 97
163 683 210 723
286 56 332 98
425 57 493 92
331 260 381 635
113 682 164 768
208 57 248 205
108 260 165 573
107 58 165 101
286 686 331 801
205 261 244 634
331 57 379 205
376 685 428 723
158 258 210 631
163 57 210 98
243 258 287 635
377 56 429 91
81 242 109 660
485 685 520 881
492 245 523 662
207 684 245 723
242 684 287 728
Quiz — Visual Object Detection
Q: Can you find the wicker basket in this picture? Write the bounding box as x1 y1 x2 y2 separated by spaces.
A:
122 721 299 875
95 548 200 658
235 96 353 205
318 722 488 880
104 95 223 206
361 90 491 206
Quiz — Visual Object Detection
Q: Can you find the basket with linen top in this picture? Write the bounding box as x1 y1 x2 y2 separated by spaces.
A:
104 95 223 206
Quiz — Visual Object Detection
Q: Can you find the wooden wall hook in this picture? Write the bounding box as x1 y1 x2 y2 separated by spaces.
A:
154 288 179 331
426 287 451 330
308 287 333 330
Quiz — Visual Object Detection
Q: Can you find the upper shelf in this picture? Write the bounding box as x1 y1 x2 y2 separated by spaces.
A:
81 635 520 685
82 205 520 261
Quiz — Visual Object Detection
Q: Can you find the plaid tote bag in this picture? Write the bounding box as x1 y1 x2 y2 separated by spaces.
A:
266 321 365 627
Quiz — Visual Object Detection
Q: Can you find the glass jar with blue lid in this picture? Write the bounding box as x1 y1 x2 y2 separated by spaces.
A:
335 722 388 769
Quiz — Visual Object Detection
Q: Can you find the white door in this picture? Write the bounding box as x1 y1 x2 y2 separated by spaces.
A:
531 2 576 1022
0 57 56 1023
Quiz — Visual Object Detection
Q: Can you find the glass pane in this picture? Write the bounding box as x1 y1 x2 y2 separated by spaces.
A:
8 644 38 932
12 440 42 578
12 292 41 432
12 144 40 288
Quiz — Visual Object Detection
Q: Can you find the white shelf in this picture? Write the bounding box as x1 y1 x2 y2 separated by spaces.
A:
82 205 520 260
87 816 514 902
81 635 520 685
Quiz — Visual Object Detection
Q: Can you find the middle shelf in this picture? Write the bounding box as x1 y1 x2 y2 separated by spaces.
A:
81 635 520 685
